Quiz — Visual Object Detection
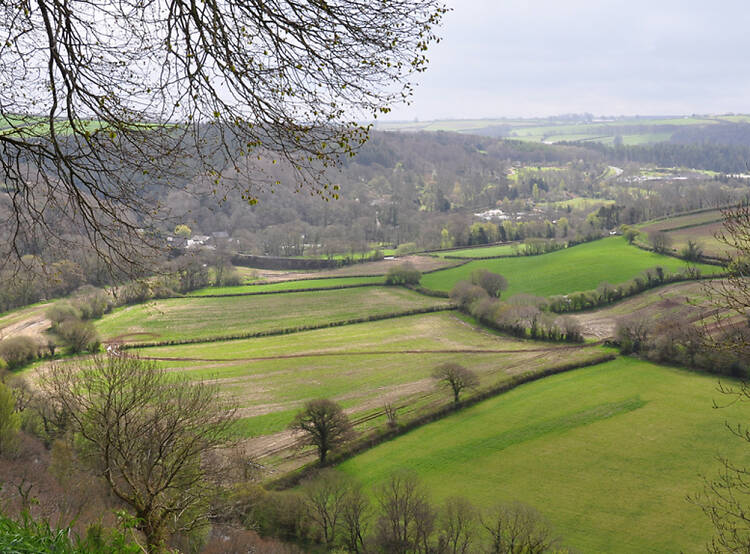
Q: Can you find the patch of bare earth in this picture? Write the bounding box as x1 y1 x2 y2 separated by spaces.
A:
0 315 52 342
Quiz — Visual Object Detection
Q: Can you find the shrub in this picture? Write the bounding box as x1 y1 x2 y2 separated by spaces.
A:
46 301 81 327
648 230 672 253
450 281 488 310
394 242 419 256
615 316 651 354
119 281 152 304
385 262 421 286
680 240 704 262
0 336 39 370
57 319 100 354
470 269 508 298
73 286 113 319
219 269 243 287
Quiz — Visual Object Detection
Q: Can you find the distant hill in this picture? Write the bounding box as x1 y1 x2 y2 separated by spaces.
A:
376 114 750 147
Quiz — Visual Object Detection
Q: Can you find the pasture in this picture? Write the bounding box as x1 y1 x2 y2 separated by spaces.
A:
337 357 746 553
187 275 383 296
137 312 610 464
420 237 717 297
96 286 449 344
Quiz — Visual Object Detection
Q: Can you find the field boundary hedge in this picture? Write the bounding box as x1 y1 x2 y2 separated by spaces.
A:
268 350 617 490
116 304 457 349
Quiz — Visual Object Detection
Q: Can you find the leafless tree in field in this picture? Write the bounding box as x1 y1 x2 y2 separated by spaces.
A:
432 362 480 405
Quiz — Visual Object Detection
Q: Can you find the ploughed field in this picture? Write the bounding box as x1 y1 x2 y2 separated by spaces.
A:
420 237 717 296
337 357 746 553
133 311 610 468
571 280 718 339
637 209 731 258
95 286 449 344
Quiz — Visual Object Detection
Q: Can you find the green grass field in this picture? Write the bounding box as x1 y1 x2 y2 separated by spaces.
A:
420 237 717 297
187 276 384 296
337 357 747 553
96 287 448 343
138 312 609 443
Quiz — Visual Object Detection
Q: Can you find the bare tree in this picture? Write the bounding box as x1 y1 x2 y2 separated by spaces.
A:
341 481 370 554
432 363 480 405
38 353 237 553
481 502 557 554
648 230 672 254
289 398 354 464
374 471 433 554
0 1 447 275
689 202 750 550
439 496 477 554
302 469 349 548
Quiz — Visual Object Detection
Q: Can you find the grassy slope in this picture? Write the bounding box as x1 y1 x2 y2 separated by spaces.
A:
96 287 448 343
138 312 608 439
337 357 746 553
420 237 717 296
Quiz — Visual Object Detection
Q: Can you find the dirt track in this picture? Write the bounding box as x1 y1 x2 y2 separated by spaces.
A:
0 314 51 342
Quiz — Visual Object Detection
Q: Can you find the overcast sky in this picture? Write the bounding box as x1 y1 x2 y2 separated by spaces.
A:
384 0 750 120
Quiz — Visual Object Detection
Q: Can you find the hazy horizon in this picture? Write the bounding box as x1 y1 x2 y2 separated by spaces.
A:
383 0 750 121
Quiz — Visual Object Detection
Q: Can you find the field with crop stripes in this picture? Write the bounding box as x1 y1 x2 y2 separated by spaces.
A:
96 286 449 344
134 311 610 468
337 357 746 553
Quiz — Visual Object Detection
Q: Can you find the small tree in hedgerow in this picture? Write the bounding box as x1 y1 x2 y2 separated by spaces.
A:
290 399 355 464
432 363 480 405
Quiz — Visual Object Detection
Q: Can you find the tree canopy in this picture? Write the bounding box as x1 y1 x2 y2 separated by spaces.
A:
0 0 447 273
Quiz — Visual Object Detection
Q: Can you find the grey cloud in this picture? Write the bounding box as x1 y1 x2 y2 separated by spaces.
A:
386 0 750 119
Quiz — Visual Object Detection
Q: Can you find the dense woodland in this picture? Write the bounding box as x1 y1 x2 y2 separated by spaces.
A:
3 130 750 314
